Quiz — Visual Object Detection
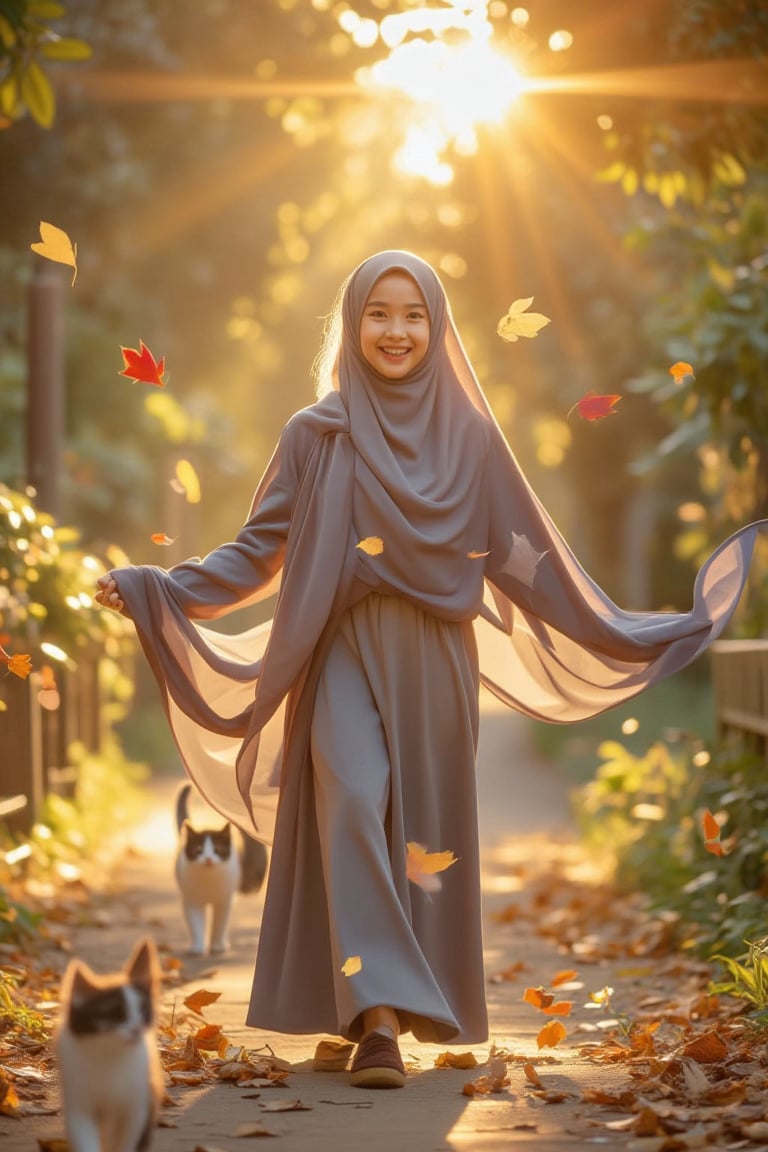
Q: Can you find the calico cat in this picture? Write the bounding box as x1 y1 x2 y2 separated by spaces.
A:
54 936 164 1152
175 783 243 955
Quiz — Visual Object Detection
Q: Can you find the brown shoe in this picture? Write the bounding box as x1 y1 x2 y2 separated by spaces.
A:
349 1031 406 1089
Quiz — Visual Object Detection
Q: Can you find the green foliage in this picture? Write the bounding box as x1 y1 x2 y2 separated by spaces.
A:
0 884 41 943
711 937 768 1023
0 0 91 130
0 481 134 656
574 734 768 959
0 968 49 1039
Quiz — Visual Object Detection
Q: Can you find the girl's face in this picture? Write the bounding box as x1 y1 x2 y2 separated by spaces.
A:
359 271 430 381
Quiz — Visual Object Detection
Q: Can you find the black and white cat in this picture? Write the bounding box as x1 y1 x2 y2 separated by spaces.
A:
54 936 164 1152
175 783 243 955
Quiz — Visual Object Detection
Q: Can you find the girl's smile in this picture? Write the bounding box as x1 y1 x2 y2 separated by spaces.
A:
359 271 430 380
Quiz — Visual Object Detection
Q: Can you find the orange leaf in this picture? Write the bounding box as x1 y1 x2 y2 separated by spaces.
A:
681 1030 728 1063
669 361 694 384
356 536 384 557
551 969 579 987
704 840 725 857
40 664 57 690
702 808 721 841
406 841 457 893
567 392 622 421
536 1019 567 1049
151 533 176 546
524 1062 543 1087
118 340 166 387
434 1051 479 1069
4 653 32 680
543 1000 573 1017
194 1023 223 1050
523 986 554 1010
183 988 221 1016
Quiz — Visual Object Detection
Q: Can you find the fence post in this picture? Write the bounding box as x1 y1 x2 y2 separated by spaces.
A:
0 672 44 835
26 262 65 518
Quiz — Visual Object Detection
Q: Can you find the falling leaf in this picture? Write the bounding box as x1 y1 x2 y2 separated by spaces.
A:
406 842 457 892
183 988 222 1016
37 664 60 711
174 459 201 504
194 1023 224 1051
536 1020 567 1049
567 392 622 421
356 536 384 557
551 969 579 987
702 808 725 857
341 955 362 977
151 533 176 546
30 221 78 285
497 297 551 342
499 532 548 589
118 340 166 387
467 549 490 559
434 1051 478 1070
669 361 694 384
524 986 554 1010
1 650 33 679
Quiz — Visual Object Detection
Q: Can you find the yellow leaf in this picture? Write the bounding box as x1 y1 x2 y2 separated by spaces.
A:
406 841 457 892
175 459 201 504
312 1038 355 1071
19 58 55 128
30 220 77 284
341 955 362 977
536 1019 567 1049
497 297 551 343
356 536 383 556
183 988 221 1016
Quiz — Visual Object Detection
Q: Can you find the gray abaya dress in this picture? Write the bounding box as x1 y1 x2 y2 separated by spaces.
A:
110 251 767 1046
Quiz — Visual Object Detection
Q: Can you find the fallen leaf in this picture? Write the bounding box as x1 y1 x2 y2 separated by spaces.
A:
434 1051 478 1070
313 1038 354 1071
183 988 222 1016
406 842 457 892
467 550 490 559
232 1122 278 1137
551 969 579 987
151 533 176 546
356 536 384 556
118 340 166 387
536 1020 567 1049
259 1099 311 1112
497 297 551 342
30 221 78 285
681 1030 728 1063
669 361 694 384
174 459 201 504
341 955 362 977
523 1062 543 1087
567 392 622 421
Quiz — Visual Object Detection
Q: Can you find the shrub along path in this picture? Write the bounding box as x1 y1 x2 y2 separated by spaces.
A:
2 697 766 1151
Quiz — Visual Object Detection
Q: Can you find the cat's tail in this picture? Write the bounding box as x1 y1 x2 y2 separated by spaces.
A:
176 782 193 833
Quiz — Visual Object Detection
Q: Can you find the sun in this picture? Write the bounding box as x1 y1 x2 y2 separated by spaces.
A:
355 12 524 185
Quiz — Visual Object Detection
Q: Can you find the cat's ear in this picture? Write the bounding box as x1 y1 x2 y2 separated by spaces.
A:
61 958 99 1003
219 823 232 837
126 937 160 994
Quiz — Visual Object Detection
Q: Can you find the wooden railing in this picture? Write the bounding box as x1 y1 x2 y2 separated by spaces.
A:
711 639 768 763
0 652 104 837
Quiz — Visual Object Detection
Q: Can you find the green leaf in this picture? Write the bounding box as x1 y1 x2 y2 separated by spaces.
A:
18 58 55 127
39 36 91 61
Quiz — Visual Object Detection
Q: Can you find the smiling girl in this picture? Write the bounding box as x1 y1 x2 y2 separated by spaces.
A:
96 250 766 1089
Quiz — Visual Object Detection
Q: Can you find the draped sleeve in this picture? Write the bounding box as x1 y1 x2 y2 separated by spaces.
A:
475 429 766 722
108 396 353 842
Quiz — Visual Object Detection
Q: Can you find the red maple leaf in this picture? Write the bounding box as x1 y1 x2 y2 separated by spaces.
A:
118 340 166 387
567 392 622 421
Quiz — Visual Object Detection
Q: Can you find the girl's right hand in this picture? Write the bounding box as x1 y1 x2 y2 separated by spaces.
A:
95 574 125 613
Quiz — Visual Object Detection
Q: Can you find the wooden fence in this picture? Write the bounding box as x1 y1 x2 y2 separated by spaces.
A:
0 651 103 838
711 639 768 764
